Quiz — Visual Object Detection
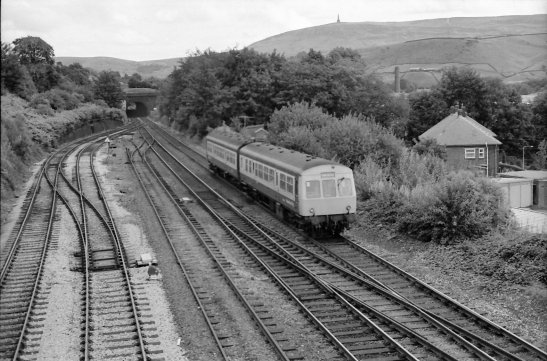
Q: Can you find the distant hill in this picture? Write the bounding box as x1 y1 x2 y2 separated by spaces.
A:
55 56 181 78
55 15 546 85
249 14 547 86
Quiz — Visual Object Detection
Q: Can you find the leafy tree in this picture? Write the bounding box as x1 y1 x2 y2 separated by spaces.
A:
300 48 325 65
93 71 124 108
407 90 449 141
127 72 158 88
531 139 546 170
27 63 61 92
268 102 404 169
327 47 362 64
412 138 446 160
1 42 36 98
12 36 55 65
438 67 489 122
531 91 547 142
57 62 91 86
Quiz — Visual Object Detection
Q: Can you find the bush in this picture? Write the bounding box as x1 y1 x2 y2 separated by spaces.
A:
398 171 511 243
268 103 405 169
29 88 81 111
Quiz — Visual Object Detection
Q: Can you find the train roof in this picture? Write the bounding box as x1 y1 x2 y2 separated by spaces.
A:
206 129 250 150
241 142 339 174
205 129 348 174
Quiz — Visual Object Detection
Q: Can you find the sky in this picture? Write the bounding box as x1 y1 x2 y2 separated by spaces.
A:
2 0 546 61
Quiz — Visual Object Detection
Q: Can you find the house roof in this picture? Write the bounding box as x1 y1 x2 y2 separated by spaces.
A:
499 170 547 180
419 112 502 146
240 124 269 139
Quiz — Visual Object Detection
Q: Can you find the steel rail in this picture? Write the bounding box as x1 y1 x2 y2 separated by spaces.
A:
128 144 230 361
11 153 60 360
88 132 148 360
143 119 547 360
140 138 309 361
144 135 425 361
293 234 544 361
139 136 360 361
0 161 47 282
336 236 547 360
244 221 515 360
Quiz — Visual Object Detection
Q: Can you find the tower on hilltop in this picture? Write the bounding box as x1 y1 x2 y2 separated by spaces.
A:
337 14 340 23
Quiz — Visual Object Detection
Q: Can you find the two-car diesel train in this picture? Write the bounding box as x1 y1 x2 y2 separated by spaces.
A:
205 131 357 235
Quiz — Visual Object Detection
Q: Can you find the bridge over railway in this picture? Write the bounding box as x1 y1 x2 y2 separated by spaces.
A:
124 88 158 117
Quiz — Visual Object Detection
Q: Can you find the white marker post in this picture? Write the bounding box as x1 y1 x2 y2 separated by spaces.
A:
105 136 111 154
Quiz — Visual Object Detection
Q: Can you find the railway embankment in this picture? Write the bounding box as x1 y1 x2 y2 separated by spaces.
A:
1 93 125 226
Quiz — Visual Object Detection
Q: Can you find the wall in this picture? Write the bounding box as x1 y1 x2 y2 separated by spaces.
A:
62 118 123 144
493 179 533 208
446 144 498 176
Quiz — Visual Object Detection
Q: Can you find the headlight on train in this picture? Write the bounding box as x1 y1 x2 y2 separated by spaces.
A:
346 205 351 212
309 208 315 215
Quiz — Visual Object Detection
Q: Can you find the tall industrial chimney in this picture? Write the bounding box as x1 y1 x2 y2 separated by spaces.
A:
394 66 401 93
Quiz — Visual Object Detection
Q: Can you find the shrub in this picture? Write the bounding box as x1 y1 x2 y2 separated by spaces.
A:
398 171 511 243
469 232 547 285
35 103 54 116
30 88 81 111
268 103 405 169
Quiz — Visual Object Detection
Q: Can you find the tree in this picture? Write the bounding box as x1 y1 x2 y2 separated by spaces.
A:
407 90 449 141
438 67 489 123
1 42 36 98
93 71 124 108
57 62 92 86
12 36 55 65
531 91 547 142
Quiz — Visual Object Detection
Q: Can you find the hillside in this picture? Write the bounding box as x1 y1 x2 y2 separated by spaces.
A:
55 56 181 78
54 15 546 84
249 14 547 84
364 33 547 87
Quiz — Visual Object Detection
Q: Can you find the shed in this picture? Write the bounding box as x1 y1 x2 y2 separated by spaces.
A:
492 178 533 208
498 170 547 209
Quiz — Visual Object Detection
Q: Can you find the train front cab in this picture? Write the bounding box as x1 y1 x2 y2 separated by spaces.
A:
298 165 357 235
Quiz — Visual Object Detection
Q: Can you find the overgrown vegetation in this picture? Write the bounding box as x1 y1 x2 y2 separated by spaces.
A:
1 36 127 224
268 103 511 242
154 47 546 285
160 47 545 169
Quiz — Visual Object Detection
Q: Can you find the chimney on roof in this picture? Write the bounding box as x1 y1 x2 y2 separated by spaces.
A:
452 102 467 117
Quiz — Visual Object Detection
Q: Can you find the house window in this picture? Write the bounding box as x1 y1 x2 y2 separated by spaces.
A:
478 148 485 159
465 148 475 159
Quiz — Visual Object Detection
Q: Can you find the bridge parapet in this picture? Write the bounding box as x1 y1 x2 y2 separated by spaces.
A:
124 88 159 117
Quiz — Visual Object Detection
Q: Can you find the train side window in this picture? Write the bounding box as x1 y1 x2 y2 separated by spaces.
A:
287 177 294 194
280 174 286 191
306 180 321 198
322 179 336 198
269 169 274 183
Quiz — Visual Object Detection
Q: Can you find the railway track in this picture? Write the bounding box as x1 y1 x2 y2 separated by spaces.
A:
128 139 302 360
75 128 161 360
140 128 465 360
142 118 547 361
0 123 166 361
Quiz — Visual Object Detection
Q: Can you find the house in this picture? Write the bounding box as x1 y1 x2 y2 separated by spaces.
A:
239 124 269 141
419 109 501 176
